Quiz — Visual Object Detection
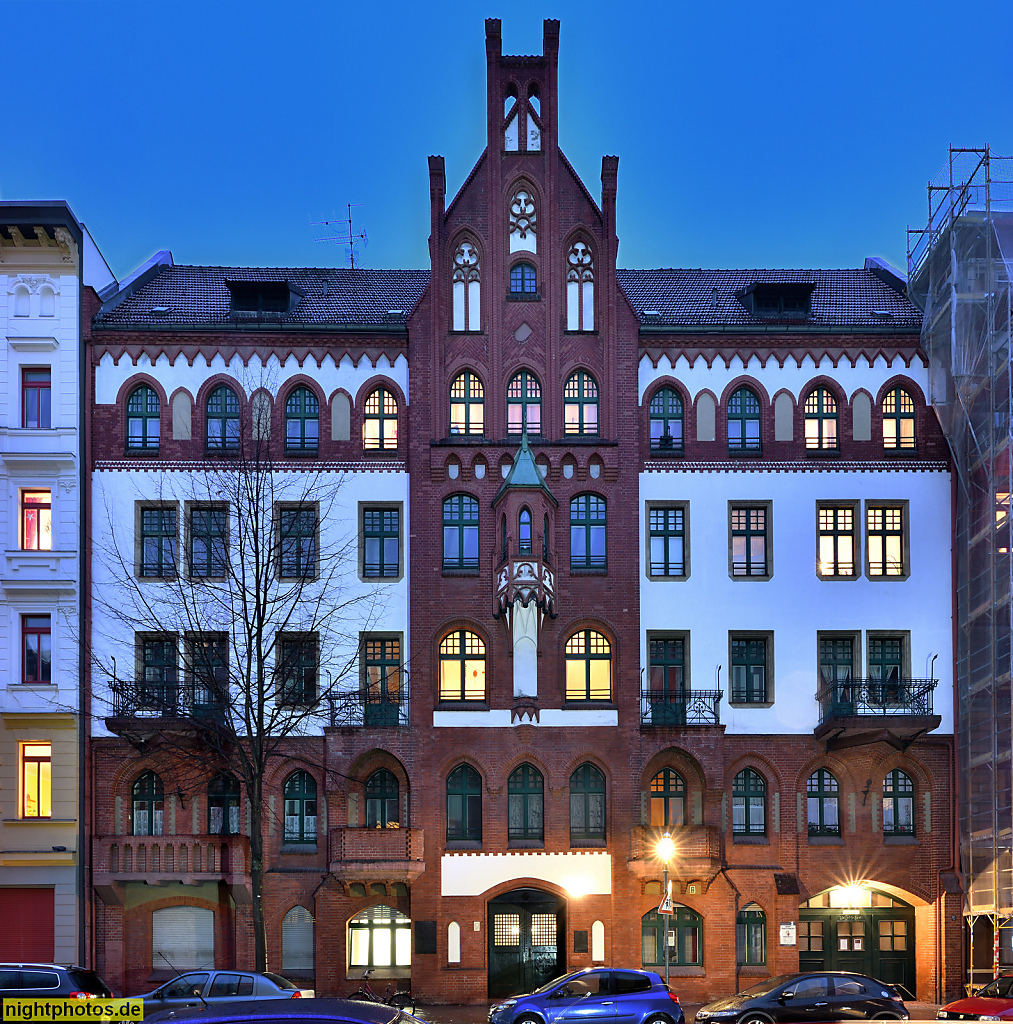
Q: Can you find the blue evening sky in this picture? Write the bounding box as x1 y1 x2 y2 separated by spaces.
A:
2 0 1011 283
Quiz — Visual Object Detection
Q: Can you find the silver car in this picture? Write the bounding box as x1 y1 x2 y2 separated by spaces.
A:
141 971 311 1017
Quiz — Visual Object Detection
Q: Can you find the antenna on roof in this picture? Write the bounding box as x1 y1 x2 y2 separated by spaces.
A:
312 204 369 269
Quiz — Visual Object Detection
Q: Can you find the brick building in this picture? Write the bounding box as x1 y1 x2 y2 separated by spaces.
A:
84 20 962 1005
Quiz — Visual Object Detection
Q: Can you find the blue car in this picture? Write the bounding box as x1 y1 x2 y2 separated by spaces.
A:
488 968 685 1024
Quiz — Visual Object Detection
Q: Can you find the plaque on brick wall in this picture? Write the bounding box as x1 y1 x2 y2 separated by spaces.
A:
415 920 437 954
574 930 589 954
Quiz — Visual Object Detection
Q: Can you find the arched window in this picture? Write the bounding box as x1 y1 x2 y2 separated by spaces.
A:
883 769 914 835
132 770 164 836
650 768 685 827
508 763 544 841
443 495 479 570
727 387 761 453
439 630 486 701
285 387 319 452
282 907 314 971
807 769 840 836
452 241 481 332
510 262 537 295
732 768 766 836
564 372 599 436
882 387 916 449
446 764 482 841
570 494 606 570
39 286 56 318
509 189 537 253
13 287 30 317
366 768 400 828
363 387 398 451
283 771 317 843
127 385 161 452
570 763 606 843
449 371 484 435
348 905 411 968
205 385 240 452
507 371 542 435
642 906 701 966
518 508 532 554
566 241 594 331
649 387 683 452
208 773 240 835
565 629 611 701
736 904 766 965
804 387 838 450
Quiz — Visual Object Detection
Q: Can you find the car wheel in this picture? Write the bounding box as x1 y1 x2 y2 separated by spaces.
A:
644 1014 677 1024
739 1015 774 1024
515 1015 543 1024
871 1015 901 1020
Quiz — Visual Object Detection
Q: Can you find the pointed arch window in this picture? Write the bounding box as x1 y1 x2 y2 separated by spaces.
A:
650 767 685 827
509 189 537 254
452 241 481 331
447 764 482 841
566 241 594 331
504 84 519 151
882 387 916 450
804 387 839 451
807 769 840 836
649 387 684 452
449 371 484 436
285 387 319 453
507 372 542 435
570 763 606 843
732 768 766 835
565 629 611 701
132 770 164 836
508 763 544 841
526 84 541 151
283 771 317 843
208 772 240 835
366 768 400 828
883 769 914 835
363 387 398 451
564 372 599 436
206 385 240 452
439 629 486 701
127 385 161 452
727 387 761 453
518 508 532 554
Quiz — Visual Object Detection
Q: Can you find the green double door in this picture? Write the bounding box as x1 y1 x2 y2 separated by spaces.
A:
488 888 566 998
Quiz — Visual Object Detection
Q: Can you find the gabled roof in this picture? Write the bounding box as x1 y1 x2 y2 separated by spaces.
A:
616 267 921 329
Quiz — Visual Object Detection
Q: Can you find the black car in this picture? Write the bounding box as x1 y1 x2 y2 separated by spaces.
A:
144 997 413 1024
695 973 909 1024
0 964 113 999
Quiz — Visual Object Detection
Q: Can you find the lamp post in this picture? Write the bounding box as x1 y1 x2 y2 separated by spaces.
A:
656 831 675 988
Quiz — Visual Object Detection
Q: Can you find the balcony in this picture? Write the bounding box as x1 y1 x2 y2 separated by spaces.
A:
328 827 425 882
640 689 723 727
328 680 410 728
627 825 722 883
104 679 228 741
92 833 251 903
815 678 941 750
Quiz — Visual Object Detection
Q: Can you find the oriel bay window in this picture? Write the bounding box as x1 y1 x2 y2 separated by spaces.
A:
283 771 318 843
732 768 766 836
570 763 606 843
447 764 482 841
565 629 611 701
807 769 840 836
642 907 701 966
22 615 51 684
366 769 399 828
443 495 479 570
348 905 411 968
132 770 165 835
439 630 486 701
508 763 544 841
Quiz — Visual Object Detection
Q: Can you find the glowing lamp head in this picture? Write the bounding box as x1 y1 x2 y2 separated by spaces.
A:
839 884 866 908
656 832 675 863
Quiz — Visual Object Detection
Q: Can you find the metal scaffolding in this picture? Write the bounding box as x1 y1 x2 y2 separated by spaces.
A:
908 147 1013 985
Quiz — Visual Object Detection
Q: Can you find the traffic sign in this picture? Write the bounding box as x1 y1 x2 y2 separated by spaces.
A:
658 880 674 915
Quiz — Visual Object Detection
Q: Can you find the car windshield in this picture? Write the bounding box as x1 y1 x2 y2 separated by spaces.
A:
262 973 296 990
737 976 795 998
977 978 1013 998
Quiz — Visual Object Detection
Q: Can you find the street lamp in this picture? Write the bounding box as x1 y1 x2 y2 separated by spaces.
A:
656 831 675 987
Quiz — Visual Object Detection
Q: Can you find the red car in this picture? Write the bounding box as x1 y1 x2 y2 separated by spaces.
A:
937 977 1013 1021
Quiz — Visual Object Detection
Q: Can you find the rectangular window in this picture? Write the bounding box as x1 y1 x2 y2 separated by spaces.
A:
278 505 317 578
139 507 177 578
363 635 402 726
798 920 823 952
363 507 400 578
648 506 686 577
867 504 906 577
22 615 52 684
188 506 227 577
20 490 52 551
139 634 179 708
22 743 52 818
277 633 318 705
819 634 857 716
878 920 907 951
869 634 905 703
730 505 768 577
22 369 51 429
730 635 768 703
185 633 228 710
817 504 856 578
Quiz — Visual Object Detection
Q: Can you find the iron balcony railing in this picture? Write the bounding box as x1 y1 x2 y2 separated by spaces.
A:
109 679 227 722
640 689 723 727
816 678 937 724
328 681 410 728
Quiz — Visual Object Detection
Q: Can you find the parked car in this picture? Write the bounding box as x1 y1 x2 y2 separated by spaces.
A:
0 964 113 999
144 997 412 1024
139 971 311 1017
936 974 1013 1019
695 972 909 1023
488 967 685 1024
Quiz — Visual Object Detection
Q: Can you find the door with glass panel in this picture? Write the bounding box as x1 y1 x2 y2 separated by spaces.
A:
819 637 854 715
488 888 564 998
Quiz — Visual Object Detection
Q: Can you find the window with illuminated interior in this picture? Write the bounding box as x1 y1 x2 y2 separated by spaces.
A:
348 905 411 968
566 241 594 330
439 629 486 701
452 241 481 331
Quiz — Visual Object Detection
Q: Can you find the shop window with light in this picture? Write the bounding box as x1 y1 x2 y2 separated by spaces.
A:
730 506 768 578
363 387 398 451
564 372 599 436
22 743 52 818
882 387 916 450
366 769 399 829
449 371 485 436
867 505 906 577
446 764 482 841
443 495 479 571
20 490 52 551
285 387 319 453
348 905 411 969
566 241 594 331
207 773 240 835
649 387 684 452
642 907 701 966
452 240 481 331
732 768 766 836
730 636 768 703
126 385 160 451
439 630 486 702
804 387 839 450
570 763 606 844
22 369 51 429
727 387 761 453
817 505 856 578
518 508 532 554
362 507 400 578
807 769 840 836
283 771 317 843
650 768 685 827
507 371 542 435
132 770 165 836
649 507 686 577
22 615 51 684
736 905 766 965
206 385 240 452
570 494 606 570
565 629 611 701
883 769 914 835
508 763 544 842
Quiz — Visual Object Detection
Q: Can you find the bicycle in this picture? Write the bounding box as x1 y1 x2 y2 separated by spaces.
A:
348 969 416 1014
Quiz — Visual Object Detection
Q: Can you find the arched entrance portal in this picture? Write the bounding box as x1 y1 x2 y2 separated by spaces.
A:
799 886 915 993
488 887 566 997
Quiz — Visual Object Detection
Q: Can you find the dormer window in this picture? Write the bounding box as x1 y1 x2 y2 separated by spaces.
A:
227 281 293 316
736 282 814 319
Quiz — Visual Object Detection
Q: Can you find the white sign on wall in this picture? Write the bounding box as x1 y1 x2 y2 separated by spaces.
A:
780 922 797 946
